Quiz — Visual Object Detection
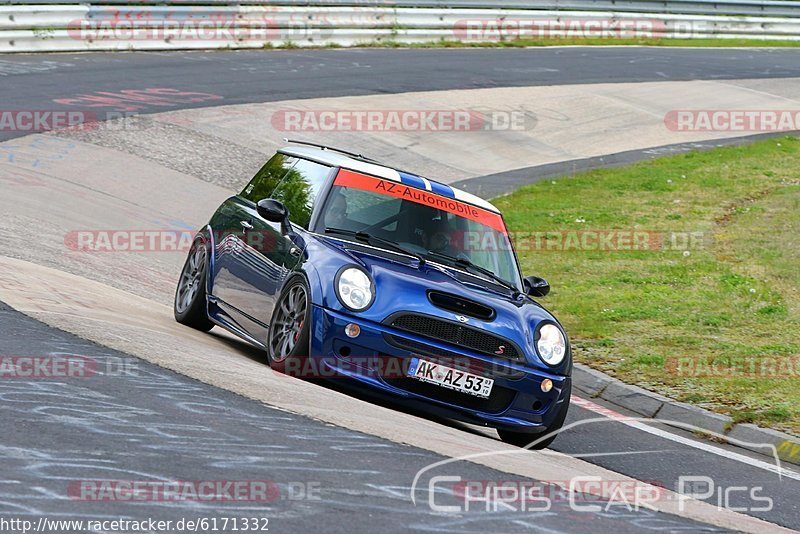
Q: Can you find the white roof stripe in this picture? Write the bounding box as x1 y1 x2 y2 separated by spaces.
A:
280 146 402 182
280 145 500 214
452 188 501 213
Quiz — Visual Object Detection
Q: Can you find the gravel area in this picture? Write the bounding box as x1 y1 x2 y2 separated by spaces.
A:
55 115 268 191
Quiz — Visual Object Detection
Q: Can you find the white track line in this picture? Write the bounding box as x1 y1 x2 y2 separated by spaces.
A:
572 395 800 481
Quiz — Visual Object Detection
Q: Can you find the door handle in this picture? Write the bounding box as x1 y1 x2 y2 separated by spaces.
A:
240 220 254 231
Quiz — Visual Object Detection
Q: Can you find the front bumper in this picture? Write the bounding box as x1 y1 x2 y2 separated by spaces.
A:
308 305 570 432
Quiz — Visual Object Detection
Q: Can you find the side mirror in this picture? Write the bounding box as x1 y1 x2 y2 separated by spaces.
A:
523 275 550 297
257 199 291 234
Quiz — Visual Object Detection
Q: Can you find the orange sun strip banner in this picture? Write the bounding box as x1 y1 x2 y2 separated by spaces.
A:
334 169 507 234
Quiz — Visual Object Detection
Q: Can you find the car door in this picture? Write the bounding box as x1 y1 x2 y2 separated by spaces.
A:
210 153 297 340
211 155 332 342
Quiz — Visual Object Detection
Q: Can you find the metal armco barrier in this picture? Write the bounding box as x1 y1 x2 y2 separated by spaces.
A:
2 2 800 53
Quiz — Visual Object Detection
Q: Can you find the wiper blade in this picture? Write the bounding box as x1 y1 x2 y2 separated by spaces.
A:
324 227 426 264
425 250 520 296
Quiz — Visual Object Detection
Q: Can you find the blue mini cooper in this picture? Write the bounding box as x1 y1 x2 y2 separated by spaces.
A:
174 141 571 448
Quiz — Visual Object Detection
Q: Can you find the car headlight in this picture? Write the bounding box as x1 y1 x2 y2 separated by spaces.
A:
536 323 567 366
336 266 374 311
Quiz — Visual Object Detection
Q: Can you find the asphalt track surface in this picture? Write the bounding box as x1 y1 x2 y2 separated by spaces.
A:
0 301 725 534
3 47 800 145
2 47 800 532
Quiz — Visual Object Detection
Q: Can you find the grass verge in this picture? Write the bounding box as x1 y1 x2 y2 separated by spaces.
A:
494 136 800 435
261 37 800 50
352 37 800 48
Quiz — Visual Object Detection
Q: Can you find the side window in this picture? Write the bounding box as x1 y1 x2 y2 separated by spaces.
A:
241 153 297 203
270 158 331 229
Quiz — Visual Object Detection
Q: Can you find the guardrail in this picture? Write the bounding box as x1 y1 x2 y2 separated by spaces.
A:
5 0 800 16
2 1 800 53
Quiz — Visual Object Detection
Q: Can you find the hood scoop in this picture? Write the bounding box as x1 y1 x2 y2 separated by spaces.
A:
427 291 495 321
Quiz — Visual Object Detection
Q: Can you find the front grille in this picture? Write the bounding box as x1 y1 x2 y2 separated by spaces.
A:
383 376 516 413
386 313 521 360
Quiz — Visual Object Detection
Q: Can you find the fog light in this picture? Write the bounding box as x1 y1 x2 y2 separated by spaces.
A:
540 378 553 393
345 323 360 338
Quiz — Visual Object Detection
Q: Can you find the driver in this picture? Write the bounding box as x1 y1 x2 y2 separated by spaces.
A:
324 192 348 229
424 214 454 253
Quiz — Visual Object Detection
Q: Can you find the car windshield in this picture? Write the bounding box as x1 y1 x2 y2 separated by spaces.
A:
315 169 522 290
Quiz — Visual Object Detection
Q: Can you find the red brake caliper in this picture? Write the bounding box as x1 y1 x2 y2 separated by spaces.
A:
294 320 304 342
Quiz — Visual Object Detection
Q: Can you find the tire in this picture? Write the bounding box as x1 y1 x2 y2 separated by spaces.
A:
266 277 311 374
174 235 214 332
497 381 571 449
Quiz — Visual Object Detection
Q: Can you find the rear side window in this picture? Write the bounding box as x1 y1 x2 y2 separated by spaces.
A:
241 154 331 229
270 158 332 229
241 153 297 203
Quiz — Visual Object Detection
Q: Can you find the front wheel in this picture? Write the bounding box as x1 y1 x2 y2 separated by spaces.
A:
174 235 214 332
498 381 571 449
267 277 311 373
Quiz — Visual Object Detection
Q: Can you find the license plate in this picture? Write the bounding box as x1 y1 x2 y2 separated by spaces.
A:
407 358 494 398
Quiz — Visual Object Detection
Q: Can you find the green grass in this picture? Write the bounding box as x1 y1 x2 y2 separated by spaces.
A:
263 37 800 50
493 136 800 435
350 37 800 48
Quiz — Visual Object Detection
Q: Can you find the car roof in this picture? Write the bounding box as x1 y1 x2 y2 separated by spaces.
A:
279 145 500 214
